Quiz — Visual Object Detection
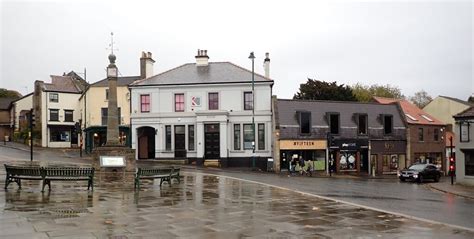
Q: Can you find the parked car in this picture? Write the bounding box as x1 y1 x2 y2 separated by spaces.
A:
398 164 442 183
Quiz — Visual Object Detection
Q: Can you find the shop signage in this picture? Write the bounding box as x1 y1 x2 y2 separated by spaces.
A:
371 140 406 153
280 140 326 150
332 139 368 150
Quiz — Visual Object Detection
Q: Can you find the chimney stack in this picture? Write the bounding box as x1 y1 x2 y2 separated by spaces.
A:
195 49 209 66
140 51 155 79
264 52 270 78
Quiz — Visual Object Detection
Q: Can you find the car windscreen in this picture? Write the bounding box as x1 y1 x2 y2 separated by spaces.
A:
408 164 426 171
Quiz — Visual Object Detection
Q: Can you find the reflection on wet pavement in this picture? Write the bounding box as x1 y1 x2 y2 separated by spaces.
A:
0 171 473 238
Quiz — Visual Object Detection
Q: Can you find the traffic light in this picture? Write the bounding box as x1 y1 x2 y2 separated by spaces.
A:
449 157 455 174
29 109 35 127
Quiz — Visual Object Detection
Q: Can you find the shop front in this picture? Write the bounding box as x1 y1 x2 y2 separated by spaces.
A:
370 140 407 175
329 139 369 174
279 139 327 172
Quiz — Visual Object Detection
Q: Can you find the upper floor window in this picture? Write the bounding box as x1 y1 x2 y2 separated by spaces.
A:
299 111 311 134
49 93 58 103
460 122 470 142
175 93 184 112
64 110 73 122
418 128 424 141
358 114 368 135
383 115 393 135
101 107 121 126
105 89 109 100
140 94 150 113
244 92 253 110
434 128 439 141
329 113 340 135
208 92 219 110
49 109 59 121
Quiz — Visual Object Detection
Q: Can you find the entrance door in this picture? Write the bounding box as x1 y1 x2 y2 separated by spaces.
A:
174 125 186 158
139 136 148 159
204 124 220 159
360 149 369 173
137 126 155 159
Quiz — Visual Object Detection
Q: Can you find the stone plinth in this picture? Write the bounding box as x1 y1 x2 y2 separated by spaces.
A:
93 146 136 188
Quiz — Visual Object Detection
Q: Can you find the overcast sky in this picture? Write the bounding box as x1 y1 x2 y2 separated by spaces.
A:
1 0 472 100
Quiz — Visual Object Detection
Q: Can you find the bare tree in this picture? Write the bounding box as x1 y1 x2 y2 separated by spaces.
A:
410 90 433 108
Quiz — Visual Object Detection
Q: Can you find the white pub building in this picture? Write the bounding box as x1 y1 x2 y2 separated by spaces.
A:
130 50 274 168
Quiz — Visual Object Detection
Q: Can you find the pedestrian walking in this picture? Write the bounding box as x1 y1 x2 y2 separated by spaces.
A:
298 156 305 175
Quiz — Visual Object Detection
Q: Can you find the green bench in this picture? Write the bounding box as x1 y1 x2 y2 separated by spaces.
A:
134 167 180 190
4 164 94 192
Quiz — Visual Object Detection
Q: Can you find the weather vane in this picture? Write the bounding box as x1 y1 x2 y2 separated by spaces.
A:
106 32 118 54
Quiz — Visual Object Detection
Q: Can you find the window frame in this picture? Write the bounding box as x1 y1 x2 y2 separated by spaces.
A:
460 122 470 143
418 127 424 142
64 110 74 122
383 114 393 135
49 93 59 103
105 89 109 101
140 94 150 113
234 124 241 150
175 93 185 112
165 125 172 151
299 111 311 135
208 92 219 110
101 107 121 126
243 123 254 150
243 91 253 110
328 113 340 135
357 114 368 135
258 123 265 150
434 128 439 141
49 109 59 122
188 125 195 151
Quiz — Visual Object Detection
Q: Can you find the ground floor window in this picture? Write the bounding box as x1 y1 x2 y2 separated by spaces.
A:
339 151 357 171
382 154 406 172
165 125 171 151
280 150 326 171
50 128 70 142
188 125 195 151
464 150 474 176
414 153 442 169
243 124 254 150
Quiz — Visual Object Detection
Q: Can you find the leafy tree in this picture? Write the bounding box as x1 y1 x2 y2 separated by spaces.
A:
351 83 404 102
293 78 356 101
410 90 433 108
0 88 21 98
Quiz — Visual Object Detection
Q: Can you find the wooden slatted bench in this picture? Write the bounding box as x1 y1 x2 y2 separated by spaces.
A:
4 164 95 192
42 167 95 192
134 167 181 190
4 164 43 190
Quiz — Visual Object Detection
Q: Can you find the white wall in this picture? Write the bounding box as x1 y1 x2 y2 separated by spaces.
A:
455 120 474 186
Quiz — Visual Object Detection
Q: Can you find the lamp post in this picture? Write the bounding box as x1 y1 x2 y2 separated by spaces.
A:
249 52 256 169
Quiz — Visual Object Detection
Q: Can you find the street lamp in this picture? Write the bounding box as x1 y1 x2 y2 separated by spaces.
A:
248 52 255 169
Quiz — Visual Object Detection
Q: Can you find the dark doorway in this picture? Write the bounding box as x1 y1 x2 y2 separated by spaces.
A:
174 125 186 158
361 149 369 173
137 126 155 159
204 124 220 159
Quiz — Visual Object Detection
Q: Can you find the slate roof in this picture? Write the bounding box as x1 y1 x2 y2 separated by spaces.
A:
91 76 141 87
454 106 474 119
373 97 445 126
43 75 83 93
0 98 15 110
131 62 273 86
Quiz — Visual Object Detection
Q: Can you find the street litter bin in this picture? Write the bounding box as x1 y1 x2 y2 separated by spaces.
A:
267 158 274 172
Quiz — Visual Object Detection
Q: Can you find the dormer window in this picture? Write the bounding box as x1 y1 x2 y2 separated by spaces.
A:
358 114 368 135
383 115 393 135
328 113 340 135
299 111 311 134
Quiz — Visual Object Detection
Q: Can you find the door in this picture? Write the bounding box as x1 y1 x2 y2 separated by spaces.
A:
360 149 368 173
137 126 155 159
174 125 186 158
139 136 148 159
204 124 220 159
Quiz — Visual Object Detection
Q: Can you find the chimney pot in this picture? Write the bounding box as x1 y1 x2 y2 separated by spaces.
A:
264 52 270 78
195 49 209 66
140 51 155 79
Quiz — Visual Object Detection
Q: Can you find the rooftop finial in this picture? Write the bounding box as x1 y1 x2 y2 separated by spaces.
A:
107 32 118 64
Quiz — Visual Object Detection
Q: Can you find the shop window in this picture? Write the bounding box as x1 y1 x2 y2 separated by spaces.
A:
49 93 58 102
339 152 356 170
140 94 150 113
329 113 340 135
418 128 424 142
208 92 219 110
234 124 241 150
50 128 70 142
165 125 171 151
382 154 399 172
383 115 393 135
188 125 195 151
175 93 184 112
358 114 368 135
101 108 121 126
243 124 254 150
64 110 74 122
244 92 253 110
258 123 265 150
49 109 59 121
434 128 439 141
460 122 470 142
299 111 311 134
465 150 474 176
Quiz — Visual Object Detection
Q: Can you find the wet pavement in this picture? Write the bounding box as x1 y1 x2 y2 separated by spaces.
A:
1 171 473 239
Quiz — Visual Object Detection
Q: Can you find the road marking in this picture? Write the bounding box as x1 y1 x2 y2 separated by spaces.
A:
193 171 474 233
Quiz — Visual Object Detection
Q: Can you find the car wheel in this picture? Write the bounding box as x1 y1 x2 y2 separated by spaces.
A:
400 178 406 182
418 175 423 183
434 174 440 182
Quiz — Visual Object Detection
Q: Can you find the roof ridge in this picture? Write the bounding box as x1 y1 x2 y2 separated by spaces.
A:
277 98 389 105
225 61 273 81
131 63 193 86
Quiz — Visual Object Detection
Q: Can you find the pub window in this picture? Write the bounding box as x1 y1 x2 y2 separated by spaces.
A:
299 111 311 134
49 93 58 102
434 128 439 141
165 125 172 150
460 122 470 142
329 113 340 135
243 124 254 150
244 92 253 110
234 124 241 150
418 128 424 141
383 115 393 135
49 109 59 121
258 123 265 150
175 93 185 112
188 125 195 151
208 92 219 110
64 110 74 122
358 114 368 135
101 108 121 126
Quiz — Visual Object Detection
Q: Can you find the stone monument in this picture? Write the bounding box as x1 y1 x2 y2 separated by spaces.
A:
93 33 136 186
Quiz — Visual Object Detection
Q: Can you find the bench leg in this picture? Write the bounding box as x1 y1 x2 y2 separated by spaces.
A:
87 178 93 191
16 178 21 189
134 178 140 190
4 176 11 189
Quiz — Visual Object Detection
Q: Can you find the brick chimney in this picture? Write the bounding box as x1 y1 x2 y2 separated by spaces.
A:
195 49 209 66
263 52 270 78
140 51 155 79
